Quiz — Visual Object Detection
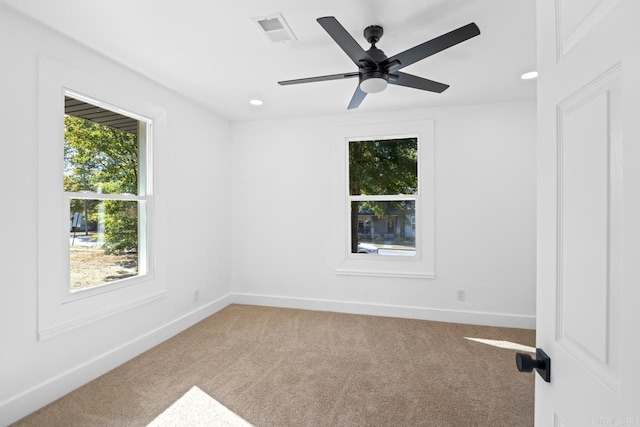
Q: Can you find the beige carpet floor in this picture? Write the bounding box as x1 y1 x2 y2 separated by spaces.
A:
13 304 535 426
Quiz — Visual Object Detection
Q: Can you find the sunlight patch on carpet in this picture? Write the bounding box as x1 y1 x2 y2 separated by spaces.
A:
148 386 253 427
465 337 536 353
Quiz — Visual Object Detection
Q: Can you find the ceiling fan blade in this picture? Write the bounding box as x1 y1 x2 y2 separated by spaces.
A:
390 72 449 93
382 23 480 71
317 16 375 67
347 85 367 109
278 72 359 86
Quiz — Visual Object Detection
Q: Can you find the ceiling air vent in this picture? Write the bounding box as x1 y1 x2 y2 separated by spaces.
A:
253 13 297 44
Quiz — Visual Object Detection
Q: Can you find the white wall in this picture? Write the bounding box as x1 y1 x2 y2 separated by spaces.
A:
230 101 536 327
0 5 536 424
0 7 232 424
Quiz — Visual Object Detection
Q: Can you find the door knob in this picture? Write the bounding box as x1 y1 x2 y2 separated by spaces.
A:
516 348 551 382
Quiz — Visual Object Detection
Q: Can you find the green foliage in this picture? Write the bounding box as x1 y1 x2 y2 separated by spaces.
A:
102 200 138 254
64 115 138 194
64 115 139 253
349 138 418 196
350 138 417 218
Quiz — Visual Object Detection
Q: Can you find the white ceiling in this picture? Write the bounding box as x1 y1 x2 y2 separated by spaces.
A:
3 0 537 122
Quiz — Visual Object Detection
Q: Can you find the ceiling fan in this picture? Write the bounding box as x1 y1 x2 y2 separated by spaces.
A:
278 16 480 109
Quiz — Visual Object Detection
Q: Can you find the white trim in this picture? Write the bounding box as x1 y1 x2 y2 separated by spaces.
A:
65 192 148 201
346 136 419 259
37 55 167 337
555 0 619 60
38 290 167 340
61 271 154 304
232 293 536 329
554 63 623 395
63 90 153 297
335 268 435 279
348 194 416 202
333 120 436 278
0 294 234 426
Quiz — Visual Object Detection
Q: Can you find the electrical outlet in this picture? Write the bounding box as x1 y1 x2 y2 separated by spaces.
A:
456 289 466 302
193 289 200 302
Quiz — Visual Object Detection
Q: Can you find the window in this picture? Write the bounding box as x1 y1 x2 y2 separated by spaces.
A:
333 120 434 278
37 56 165 339
64 93 151 292
348 138 418 257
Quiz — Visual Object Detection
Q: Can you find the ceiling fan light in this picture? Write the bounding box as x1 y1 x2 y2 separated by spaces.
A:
360 77 388 93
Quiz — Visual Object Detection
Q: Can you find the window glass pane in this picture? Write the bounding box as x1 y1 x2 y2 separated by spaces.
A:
350 200 416 256
69 199 140 290
63 98 139 195
349 138 418 196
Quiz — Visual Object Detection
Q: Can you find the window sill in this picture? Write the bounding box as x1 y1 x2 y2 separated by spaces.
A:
61 272 155 304
334 268 435 279
38 289 166 340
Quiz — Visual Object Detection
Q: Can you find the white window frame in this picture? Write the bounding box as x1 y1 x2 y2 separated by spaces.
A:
63 90 154 300
333 120 435 279
347 136 419 258
37 56 167 340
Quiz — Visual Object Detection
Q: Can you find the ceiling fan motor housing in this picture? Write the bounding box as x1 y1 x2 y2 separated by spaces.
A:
360 42 390 93
364 25 383 45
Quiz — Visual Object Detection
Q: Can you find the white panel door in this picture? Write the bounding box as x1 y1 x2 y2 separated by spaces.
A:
536 0 640 425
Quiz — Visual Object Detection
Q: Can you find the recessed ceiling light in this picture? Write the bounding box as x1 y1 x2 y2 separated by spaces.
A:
249 99 264 106
521 71 538 80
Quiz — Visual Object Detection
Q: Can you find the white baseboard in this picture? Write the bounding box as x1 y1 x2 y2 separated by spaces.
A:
232 293 536 330
0 293 233 426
